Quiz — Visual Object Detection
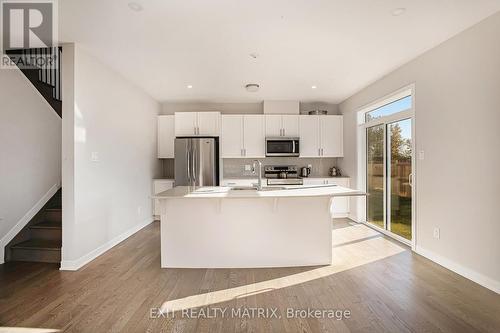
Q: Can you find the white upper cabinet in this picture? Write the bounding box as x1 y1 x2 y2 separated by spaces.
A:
265 115 299 137
243 115 265 158
321 115 343 157
299 116 320 157
175 112 220 136
158 115 175 158
265 115 282 137
282 115 299 137
221 115 265 158
299 115 343 157
197 112 220 136
175 112 197 136
221 115 243 158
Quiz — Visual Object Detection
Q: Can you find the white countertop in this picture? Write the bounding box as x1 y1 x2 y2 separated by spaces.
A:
153 185 365 199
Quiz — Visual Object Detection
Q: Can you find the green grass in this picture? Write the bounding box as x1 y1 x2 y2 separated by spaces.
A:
367 190 412 240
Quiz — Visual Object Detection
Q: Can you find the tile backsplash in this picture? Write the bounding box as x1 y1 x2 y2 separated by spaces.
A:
223 157 340 178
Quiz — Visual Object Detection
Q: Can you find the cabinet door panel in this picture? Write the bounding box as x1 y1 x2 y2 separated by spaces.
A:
221 115 243 158
243 115 265 158
321 115 343 157
282 115 299 137
175 112 197 136
265 115 282 137
197 112 220 136
158 116 175 158
299 115 320 157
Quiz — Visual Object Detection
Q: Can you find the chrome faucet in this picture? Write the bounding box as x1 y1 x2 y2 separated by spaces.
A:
252 160 263 191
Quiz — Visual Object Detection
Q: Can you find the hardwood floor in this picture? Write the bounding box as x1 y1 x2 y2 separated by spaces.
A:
1 219 499 332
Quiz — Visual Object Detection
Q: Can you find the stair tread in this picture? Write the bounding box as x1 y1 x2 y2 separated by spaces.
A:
12 239 61 250
30 221 61 229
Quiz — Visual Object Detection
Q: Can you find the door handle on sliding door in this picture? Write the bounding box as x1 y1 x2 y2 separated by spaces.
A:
409 173 413 187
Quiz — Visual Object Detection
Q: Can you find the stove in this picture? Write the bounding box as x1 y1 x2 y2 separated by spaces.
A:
264 165 303 186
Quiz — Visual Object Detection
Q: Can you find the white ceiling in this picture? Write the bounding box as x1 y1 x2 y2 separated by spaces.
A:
59 0 500 103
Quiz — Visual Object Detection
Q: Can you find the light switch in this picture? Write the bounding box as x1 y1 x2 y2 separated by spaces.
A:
418 151 425 160
91 152 99 162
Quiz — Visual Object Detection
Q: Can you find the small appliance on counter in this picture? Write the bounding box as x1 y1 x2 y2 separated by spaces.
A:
264 165 303 185
300 166 311 178
329 167 341 177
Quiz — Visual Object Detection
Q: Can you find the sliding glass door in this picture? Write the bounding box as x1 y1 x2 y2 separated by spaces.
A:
388 119 412 240
364 93 413 242
366 124 385 229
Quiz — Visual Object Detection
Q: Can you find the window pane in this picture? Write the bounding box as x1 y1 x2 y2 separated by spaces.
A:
388 119 412 240
366 124 384 229
365 95 412 122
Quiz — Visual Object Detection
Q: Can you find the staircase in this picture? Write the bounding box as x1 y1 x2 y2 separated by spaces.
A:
6 47 62 117
5 190 62 264
3 48 63 264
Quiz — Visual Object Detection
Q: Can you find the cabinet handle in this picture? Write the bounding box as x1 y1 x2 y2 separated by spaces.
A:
244 149 246 156
283 128 286 136
318 148 321 156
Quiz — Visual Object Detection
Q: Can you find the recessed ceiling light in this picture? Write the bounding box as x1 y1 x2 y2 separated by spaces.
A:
128 2 143 12
311 85 317 89
391 8 406 16
245 84 260 92
187 85 193 89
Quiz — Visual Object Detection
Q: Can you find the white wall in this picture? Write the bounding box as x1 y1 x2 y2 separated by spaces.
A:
61 44 161 270
339 12 500 292
0 68 61 263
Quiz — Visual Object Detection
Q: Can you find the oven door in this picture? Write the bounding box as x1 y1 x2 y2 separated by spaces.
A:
265 138 300 156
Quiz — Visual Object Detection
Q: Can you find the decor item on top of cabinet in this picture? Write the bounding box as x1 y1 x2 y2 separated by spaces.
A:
330 167 341 177
175 112 220 137
308 110 328 115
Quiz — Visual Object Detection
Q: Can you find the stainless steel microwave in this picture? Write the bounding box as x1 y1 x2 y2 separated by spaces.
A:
265 137 300 157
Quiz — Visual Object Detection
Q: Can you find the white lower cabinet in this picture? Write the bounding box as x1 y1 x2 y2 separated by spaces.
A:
153 179 175 216
303 178 350 217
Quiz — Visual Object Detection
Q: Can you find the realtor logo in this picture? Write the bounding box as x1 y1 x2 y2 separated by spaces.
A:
1 0 57 68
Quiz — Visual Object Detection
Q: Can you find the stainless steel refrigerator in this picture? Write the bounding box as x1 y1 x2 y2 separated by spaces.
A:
174 137 219 186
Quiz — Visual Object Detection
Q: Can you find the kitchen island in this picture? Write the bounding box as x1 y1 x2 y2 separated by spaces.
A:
153 185 364 268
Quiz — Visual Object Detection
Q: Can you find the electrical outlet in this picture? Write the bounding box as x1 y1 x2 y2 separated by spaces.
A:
419 151 425 160
91 151 100 162
433 227 440 239
244 164 252 172
137 206 142 216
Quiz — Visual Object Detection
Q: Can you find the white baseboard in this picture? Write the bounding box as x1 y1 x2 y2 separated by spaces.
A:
60 217 154 271
415 246 499 294
0 183 60 265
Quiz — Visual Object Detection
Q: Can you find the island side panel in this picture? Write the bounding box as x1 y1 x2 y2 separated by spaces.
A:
160 197 332 268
